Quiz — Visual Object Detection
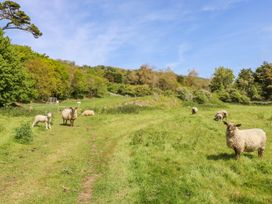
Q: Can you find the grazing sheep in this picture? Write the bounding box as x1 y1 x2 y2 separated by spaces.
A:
192 107 198 114
224 121 266 159
62 107 78 126
32 112 52 129
81 110 95 116
214 110 228 121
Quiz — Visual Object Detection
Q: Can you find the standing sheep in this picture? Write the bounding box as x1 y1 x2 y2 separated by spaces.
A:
81 110 95 116
192 107 198 114
62 107 78 127
214 110 228 121
224 121 266 159
32 112 52 129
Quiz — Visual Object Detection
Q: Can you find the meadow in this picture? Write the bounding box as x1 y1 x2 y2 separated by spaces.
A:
0 95 272 204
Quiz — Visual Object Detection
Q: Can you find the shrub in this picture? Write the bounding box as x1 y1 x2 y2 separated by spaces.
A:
14 122 33 144
229 89 250 104
193 89 211 104
176 87 193 101
216 90 231 103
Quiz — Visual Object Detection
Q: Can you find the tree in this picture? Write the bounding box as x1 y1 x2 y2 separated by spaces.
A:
209 67 234 92
71 69 88 98
235 68 261 100
0 1 42 38
186 69 198 87
137 64 157 87
0 30 35 106
254 62 272 100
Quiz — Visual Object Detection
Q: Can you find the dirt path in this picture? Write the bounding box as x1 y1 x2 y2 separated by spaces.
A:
77 135 98 204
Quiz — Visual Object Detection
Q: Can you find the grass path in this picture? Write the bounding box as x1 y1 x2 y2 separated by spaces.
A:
1 97 272 203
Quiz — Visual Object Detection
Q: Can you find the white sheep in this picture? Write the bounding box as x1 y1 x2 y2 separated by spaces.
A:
224 121 266 159
32 112 52 129
214 110 228 121
81 110 95 116
192 107 198 114
62 107 78 126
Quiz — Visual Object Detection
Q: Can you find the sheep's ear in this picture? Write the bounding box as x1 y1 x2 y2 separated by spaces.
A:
223 121 228 126
75 107 78 109
236 124 241 127
69 107 73 109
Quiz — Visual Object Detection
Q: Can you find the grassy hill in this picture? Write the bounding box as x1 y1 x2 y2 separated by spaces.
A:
0 96 272 203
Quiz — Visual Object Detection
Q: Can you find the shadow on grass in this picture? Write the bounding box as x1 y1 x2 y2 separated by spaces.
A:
207 153 254 160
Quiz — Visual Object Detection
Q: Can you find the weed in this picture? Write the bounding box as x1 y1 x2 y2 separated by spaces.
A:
14 122 33 144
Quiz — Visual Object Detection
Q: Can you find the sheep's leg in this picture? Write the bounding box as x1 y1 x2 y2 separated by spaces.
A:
32 121 36 127
234 148 240 159
45 122 48 129
70 120 74 127
258 148 264 158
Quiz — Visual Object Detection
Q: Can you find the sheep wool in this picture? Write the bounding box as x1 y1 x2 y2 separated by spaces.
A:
224 121 266 159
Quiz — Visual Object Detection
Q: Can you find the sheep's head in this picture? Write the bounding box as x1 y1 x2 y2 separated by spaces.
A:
70 107 78 119
47 112 52 118
214 113 223 121
223 121 241 135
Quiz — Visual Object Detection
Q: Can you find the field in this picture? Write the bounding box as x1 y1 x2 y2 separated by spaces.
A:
0 96 272 204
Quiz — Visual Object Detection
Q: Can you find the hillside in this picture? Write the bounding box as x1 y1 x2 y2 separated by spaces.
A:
0 96 271 203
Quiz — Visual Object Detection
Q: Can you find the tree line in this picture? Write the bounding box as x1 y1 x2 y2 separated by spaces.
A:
0 0 272 107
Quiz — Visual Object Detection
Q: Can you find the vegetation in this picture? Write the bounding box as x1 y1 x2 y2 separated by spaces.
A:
0 96 271 203
14 122 33 144
0 0 42 38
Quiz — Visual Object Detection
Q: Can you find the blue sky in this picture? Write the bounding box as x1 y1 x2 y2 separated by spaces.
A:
6 0 272 78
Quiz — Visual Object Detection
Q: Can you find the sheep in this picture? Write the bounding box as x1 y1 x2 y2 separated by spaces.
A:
32 112 52 129
81 110 95 116
192 107 198 114
223 121 266 159
214 110 228 121
62 107 78 126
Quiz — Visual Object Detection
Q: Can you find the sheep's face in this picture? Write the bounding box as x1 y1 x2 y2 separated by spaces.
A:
214 113 223 121
70 107 78 119
47 112 52 118
224 122 241 135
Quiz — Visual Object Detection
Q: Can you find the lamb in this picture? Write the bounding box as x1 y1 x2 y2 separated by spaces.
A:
192 107 198 114
214 110 228 121
32 112 52 129
224 121 266 159
81 110 95 116
62 107 78 127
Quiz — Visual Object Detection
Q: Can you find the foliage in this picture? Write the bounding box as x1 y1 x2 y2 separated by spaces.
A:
210 67 234 92
216 89 250 104
0 30 35 106
0 1 42 38
193 89 211 104
176 87 193 101
14 122 33 144
254 62 272 100
235 68 261 100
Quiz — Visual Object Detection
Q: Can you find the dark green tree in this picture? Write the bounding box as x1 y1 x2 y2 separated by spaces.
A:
254 62 272 100
235 68 261 100
0 1 42 38
0 30 35 106
209 67 234 92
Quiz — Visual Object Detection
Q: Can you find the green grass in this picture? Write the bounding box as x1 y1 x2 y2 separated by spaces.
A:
0 96 272 203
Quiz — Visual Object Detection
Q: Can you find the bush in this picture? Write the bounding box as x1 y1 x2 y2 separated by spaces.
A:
216 91 231 103
108 83 152 97
14 122 33 144
176 87 193 101
229 89 250 104
193 89 211 104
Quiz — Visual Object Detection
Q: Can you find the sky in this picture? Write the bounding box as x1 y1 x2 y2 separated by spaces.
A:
5 0 272 78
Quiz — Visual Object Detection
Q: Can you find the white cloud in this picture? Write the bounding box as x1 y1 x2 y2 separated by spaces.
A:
7 0 191 67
